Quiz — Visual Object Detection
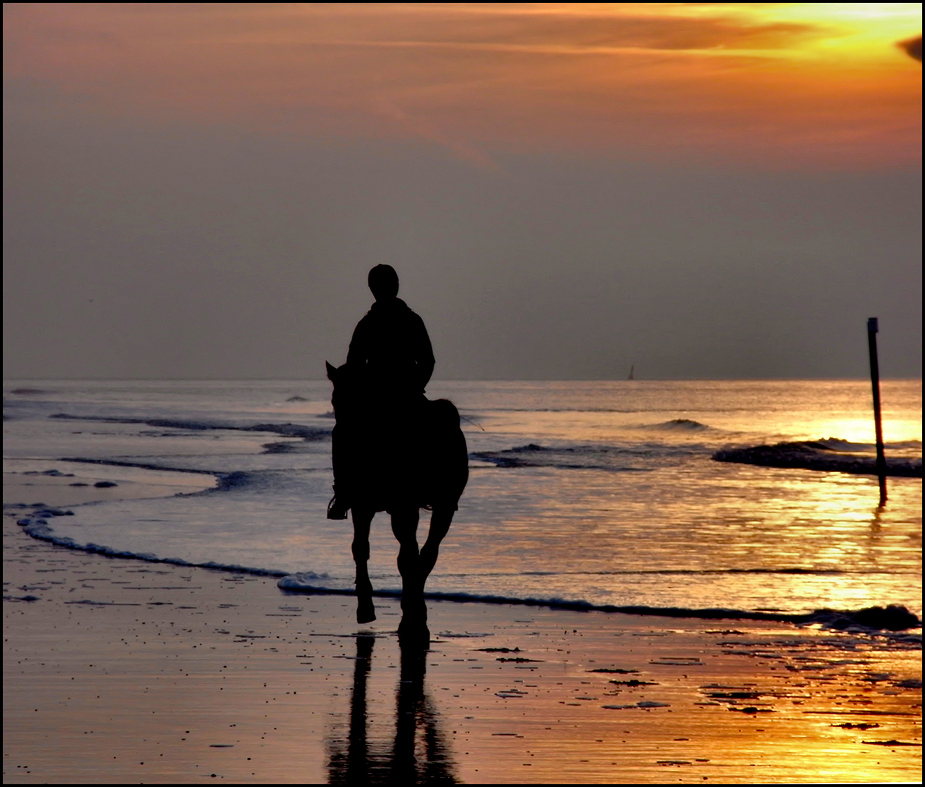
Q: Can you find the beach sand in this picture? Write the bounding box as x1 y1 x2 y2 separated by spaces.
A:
4 482 922 784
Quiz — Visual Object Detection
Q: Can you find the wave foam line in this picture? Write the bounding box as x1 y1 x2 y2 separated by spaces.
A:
60 456 219 476
14 510 922 633
277 578 921 632
49 413 331 441
55 460 318 494
15 514 288 578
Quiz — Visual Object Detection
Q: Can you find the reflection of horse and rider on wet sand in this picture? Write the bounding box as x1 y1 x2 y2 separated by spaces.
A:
325 633 458 785
326 264 469 646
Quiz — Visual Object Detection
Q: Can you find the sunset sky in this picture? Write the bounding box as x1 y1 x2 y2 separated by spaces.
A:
4 3 922 379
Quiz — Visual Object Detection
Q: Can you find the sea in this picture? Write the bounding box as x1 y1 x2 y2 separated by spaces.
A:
3 379 922 622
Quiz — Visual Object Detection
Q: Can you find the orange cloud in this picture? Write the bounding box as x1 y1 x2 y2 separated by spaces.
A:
3 3 921 168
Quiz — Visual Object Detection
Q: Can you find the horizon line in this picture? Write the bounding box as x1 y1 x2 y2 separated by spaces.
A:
4 376 923 384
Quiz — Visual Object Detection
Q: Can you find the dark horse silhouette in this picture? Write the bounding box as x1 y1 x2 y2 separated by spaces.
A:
326 361 468 642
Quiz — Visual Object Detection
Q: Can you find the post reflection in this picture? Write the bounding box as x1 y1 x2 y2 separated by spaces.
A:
326 635 457 785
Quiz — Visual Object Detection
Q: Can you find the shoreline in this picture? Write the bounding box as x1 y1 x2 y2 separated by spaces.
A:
4 484 922 784
14 503 922 631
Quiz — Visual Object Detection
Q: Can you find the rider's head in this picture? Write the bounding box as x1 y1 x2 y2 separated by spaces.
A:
368 264 399 302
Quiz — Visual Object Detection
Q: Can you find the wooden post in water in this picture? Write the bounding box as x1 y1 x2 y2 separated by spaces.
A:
867 317 887 505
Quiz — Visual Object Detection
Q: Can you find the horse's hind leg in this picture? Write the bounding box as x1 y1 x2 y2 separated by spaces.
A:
390 507 428 643
352 506 376 624
419 508 453 589
390 506 420 595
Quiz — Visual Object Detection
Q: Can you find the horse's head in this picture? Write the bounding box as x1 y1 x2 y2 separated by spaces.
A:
326 360 363 419
325 361 340 384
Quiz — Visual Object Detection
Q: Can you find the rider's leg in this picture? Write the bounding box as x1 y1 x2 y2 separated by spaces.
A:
352 506 376 623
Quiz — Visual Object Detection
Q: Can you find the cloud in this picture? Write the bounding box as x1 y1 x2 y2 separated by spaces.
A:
899 35 922 62
310 7 825 53
2 4 921 167
370 95 499 170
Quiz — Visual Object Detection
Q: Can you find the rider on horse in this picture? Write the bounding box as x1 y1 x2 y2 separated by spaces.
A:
328 264 435 519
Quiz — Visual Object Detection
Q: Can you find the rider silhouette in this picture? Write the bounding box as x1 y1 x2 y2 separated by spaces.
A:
328 265 435 519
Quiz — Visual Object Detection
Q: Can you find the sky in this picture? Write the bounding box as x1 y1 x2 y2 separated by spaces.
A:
3 3 922 380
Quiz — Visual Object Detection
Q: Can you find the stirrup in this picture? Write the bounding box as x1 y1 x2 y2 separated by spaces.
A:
327 495 350 520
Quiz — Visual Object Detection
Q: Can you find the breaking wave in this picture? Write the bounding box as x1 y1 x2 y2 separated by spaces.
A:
469 440 707 471
714 440 922 477
642 419 714 431
470 444 654 471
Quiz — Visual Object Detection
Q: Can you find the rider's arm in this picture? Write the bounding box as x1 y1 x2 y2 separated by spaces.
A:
414 316 435 390
346 317 370 368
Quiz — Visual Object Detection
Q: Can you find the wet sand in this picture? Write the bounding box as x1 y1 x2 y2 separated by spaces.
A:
3 484 922 784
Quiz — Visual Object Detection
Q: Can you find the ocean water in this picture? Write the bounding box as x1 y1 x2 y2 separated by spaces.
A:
4 379 922 620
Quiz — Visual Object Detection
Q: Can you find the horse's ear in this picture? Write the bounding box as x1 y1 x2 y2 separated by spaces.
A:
325 361 337 381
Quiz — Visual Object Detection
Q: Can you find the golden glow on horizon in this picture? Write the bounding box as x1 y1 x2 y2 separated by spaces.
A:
747 3 922 57
3 3 921 166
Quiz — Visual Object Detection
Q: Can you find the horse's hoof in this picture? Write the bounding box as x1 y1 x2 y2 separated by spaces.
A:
357 599 376 624
398 617 430 647
356 582 376 624
398 627 430 648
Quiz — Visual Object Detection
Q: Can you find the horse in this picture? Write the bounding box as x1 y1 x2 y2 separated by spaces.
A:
326 361 468 642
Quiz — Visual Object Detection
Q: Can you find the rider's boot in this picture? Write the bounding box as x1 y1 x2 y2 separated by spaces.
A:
327 486 350 520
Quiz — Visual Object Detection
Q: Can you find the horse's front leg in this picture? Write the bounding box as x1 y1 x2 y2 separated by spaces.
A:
352 506 376 624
